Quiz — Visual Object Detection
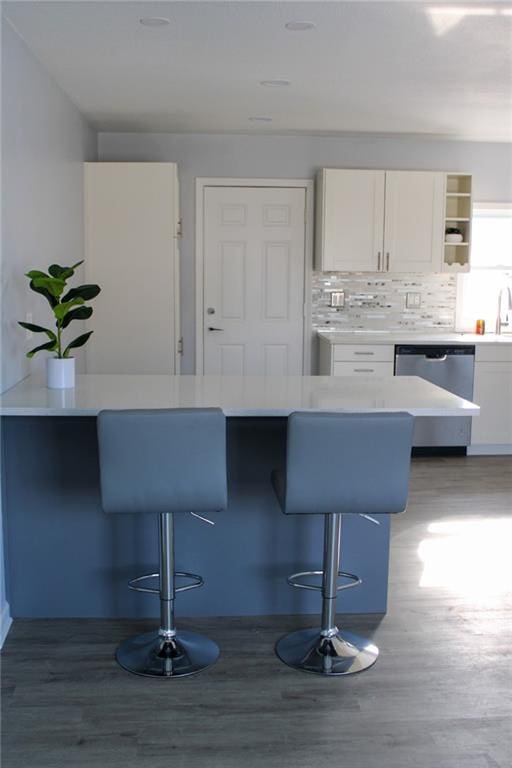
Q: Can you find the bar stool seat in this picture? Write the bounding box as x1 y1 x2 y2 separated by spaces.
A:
97 408 227 678
271 411 414 676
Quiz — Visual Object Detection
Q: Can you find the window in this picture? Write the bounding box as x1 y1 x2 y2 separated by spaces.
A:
471 203 512 269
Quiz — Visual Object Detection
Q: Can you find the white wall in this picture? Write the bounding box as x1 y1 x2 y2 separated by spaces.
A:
98 132 512 373
0 17 96 645
1 18 96 393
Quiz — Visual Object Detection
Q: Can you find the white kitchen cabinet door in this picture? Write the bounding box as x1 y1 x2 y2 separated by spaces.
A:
315 169 385 272
471 361 512 447
84 163 180 374
383 171 445 273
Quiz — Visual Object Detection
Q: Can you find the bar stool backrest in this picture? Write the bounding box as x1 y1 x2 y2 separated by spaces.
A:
97 408 227 514
283 411 414 516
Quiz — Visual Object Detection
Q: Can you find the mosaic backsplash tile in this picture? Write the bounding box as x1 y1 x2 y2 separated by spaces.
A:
312 272 457 332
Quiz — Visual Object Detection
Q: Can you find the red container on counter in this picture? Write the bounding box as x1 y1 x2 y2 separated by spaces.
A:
475 319 486 335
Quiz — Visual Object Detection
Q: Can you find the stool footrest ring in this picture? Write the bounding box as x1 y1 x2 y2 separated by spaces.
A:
287 570 361 592
128 571 204 595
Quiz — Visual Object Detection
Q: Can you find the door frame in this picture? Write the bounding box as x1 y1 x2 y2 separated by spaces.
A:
195 177 314 374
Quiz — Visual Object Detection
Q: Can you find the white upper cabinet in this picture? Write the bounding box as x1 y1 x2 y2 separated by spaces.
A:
315 168 448 273
315 169 385 272
384 171 445 273
84 162 180 374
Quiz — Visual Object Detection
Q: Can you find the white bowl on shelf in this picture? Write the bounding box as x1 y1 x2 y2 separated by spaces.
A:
445 233 463 244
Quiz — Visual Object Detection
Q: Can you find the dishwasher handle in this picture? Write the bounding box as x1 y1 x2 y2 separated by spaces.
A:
424 354 447 361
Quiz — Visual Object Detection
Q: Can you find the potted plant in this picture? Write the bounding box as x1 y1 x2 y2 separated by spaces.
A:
18 261 100 389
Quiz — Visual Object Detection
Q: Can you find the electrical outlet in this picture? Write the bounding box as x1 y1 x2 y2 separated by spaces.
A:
406 292 421 309
330 291 345 308
25 312 33 339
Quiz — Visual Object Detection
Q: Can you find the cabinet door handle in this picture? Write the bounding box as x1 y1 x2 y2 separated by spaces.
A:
354 351 374 356
208 327 224 332
354 368 375 373
377 252 381 271
386 252 390 271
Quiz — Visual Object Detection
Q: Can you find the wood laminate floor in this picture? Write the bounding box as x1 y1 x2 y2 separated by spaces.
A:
2 457 512 768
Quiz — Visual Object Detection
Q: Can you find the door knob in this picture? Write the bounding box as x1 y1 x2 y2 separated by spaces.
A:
208 327 224 331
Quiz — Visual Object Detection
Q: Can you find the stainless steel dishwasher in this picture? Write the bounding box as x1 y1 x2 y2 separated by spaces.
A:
395 345 475 450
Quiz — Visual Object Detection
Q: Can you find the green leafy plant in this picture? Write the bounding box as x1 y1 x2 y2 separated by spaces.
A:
18 261 101 359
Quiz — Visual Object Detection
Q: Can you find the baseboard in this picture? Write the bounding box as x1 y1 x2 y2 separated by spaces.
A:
412 446 467 457
468 444 512 456
1 601 13 648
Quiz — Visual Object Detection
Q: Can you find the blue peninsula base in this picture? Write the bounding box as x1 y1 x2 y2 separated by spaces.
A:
2 417 390 618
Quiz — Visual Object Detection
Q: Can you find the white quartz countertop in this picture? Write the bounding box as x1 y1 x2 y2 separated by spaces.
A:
317 331 512 345
0 374 479 417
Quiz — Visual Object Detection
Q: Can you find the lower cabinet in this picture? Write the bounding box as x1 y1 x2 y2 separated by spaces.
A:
319 339 394 376
470 345 512 453
319 337 512 455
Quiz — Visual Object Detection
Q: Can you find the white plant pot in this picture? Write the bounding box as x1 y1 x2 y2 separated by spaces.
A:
47 357 75 389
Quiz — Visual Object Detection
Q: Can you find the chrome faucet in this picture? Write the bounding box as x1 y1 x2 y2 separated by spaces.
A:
496 286 512 334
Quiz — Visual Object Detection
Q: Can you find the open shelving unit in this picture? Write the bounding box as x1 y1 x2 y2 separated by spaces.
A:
442 174 472 272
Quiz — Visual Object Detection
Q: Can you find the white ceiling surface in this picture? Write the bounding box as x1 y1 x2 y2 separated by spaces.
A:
3 1 512 141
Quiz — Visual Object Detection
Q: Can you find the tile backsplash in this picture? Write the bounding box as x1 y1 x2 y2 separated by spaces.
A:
312 273 457 332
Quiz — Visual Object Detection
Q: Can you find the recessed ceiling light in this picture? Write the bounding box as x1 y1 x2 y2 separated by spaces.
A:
260 79 291 88
139 17 171 27
285 21 316 31
248 116 273 123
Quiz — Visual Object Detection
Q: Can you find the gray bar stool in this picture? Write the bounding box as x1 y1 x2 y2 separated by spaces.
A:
271 411 414 676
97 408 227 678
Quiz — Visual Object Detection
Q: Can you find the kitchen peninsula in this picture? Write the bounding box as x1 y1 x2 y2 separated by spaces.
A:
1 374 478 621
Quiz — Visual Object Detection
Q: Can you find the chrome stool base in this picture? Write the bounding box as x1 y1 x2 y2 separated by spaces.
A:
116 630 219 678
275 627 379 676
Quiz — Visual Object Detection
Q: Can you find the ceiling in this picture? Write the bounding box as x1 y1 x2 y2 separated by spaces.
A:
3 1 512 141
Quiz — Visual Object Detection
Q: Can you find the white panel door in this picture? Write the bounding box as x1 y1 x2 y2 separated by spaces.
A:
84 163 179 374
316 169 385 271
203 186 306 375
383 171 445 272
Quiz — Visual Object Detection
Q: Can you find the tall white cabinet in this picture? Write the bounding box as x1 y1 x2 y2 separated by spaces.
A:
84 163 181 374
315 168 446 273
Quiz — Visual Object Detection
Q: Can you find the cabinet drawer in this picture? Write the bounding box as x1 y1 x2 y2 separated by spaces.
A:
332 344 394 363
475 344 512 363
333 362 394 377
